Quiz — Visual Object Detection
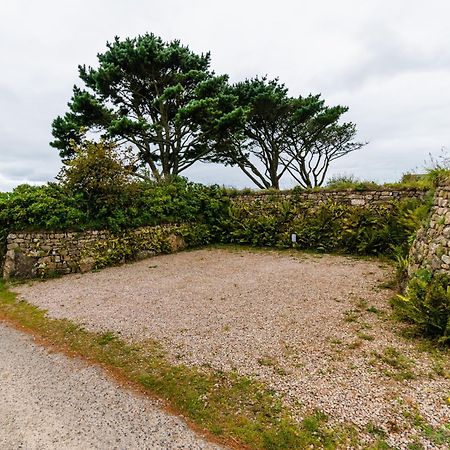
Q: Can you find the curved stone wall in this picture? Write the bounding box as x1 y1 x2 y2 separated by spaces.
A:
409 185 450 275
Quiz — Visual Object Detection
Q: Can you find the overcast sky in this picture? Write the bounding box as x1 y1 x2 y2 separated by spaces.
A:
1 0 449 191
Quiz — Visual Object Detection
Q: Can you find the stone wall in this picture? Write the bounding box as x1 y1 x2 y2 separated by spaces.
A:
409 185 450 275
235 188 427 207
3 224 190 279
2 187 430 280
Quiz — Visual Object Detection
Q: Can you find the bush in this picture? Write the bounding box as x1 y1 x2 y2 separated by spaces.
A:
392 270 450 343
325 174 381 191
0 178 231 266
0 184 88 231
0 176 430 265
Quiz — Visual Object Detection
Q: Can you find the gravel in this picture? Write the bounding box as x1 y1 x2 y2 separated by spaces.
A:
15 248 450 449
0 322 223 450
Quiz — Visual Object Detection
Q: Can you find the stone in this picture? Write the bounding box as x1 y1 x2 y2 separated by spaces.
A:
136 250 157 260
445 212 450 225
78 257 96 273
167 234 186 252
5 251 37 279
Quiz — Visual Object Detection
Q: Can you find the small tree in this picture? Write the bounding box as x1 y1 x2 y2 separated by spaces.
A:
283 121 365 188
58 140 134 216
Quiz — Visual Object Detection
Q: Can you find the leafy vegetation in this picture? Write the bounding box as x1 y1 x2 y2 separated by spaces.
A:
0 171 432 277
219 196 431 257
51 33 231 180
392 270 450 344
0 176 230 235
52 33 364 189
203 77 364 189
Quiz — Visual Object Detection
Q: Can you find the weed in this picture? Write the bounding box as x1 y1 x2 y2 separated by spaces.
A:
97 331 117 346
371 347 417 380
356 298 369 310
344 310 360 323
257 357 276 367
348 340 363 350
366 422 387 438
402 404 450 446
357 332 375 341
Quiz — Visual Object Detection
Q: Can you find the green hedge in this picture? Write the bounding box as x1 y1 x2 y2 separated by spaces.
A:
0 178 230 233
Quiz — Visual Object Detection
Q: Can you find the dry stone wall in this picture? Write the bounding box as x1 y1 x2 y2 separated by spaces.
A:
236 188 426 207
3 225 188 279
409 185 450 275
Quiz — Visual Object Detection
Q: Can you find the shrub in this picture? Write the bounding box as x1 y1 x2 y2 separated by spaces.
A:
392 270 450 344
220 197 429 256
0 183 87 231
325 174 380 191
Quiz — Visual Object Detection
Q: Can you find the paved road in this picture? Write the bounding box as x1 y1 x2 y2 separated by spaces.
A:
0 323 223 450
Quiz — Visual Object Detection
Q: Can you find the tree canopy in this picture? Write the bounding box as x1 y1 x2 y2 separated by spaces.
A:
51 33 227 180
206 77 364 189
52 34 364 189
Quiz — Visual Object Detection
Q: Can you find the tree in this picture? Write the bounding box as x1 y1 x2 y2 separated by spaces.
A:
58 140 134 216
51 33 226 180
208 77 295 189
207 77 364 189
283 121 365 188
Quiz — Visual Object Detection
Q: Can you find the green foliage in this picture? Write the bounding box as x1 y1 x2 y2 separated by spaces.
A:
0 183 87 231
0 178 230 264
52 33 228 179
220 197 428 256
220 200 293 247
325 174 381 191
85 224 212 270
0 178 228 231
208 77 363 189
0 177 431 270
392 271 450 343
58 140 134 218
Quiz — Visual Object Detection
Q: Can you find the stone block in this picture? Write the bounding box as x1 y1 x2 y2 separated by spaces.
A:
79 257 96 273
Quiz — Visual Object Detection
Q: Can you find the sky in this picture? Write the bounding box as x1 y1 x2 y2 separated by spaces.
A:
1 0 449 191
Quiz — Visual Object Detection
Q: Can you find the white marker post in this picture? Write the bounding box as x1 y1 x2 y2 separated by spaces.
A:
291 233 297 248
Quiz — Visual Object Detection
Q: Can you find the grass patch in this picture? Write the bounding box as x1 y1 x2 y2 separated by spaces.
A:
370 347 416 381
357 332 375 341
0 280 359 450
402 404 450 447
344 310 360 323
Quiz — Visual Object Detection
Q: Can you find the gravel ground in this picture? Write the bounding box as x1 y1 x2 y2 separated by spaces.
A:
15 248 450 449
0 322 223 450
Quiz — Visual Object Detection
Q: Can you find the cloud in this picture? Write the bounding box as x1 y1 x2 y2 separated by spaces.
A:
0 0 449 190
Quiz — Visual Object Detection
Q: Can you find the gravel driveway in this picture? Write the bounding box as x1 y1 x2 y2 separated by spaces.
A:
15 248 450 449
0 323 222 450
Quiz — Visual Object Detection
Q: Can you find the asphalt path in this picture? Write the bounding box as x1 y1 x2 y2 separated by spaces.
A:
0 322 223 450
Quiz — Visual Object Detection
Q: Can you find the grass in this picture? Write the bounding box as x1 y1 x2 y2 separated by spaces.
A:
0 280 359 450
370 347 417 381
401 402 450 447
